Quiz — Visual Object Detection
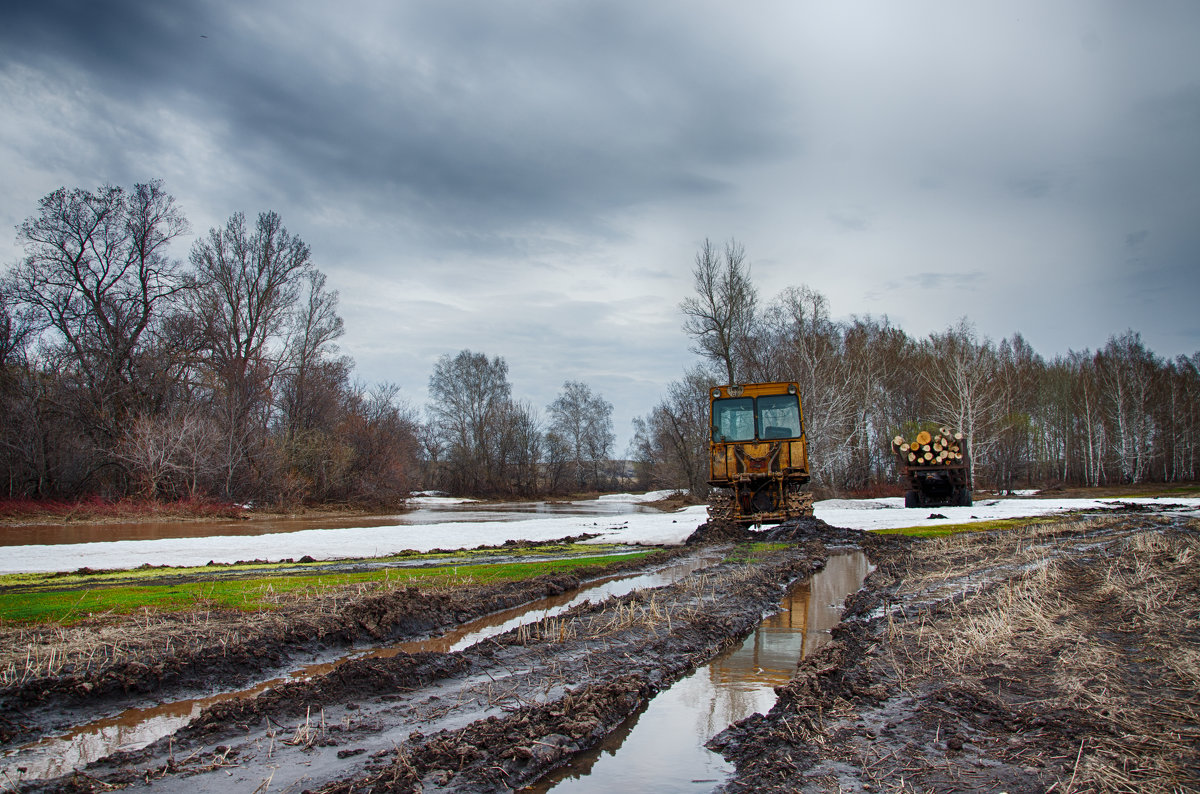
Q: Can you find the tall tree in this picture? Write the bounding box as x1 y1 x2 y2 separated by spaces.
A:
756 285 857 488
427 350 512 495
632 366 715 497
680 238 757 384
1095 331 1159 483
547 380 615 492
9 181 189 447
189 210 315 497
919 320 1001 485
280 270 347 439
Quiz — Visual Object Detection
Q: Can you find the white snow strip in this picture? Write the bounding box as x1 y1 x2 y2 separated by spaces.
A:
592 490 682 504
814 496 1200 533
406 495 480 506
0 497 1195 574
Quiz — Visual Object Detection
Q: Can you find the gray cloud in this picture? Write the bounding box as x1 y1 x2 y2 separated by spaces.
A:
3 0 1200 450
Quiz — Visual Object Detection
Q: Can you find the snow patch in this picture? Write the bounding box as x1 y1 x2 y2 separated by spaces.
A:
407 495 479 506
594 490 682 504
1 497 1197 574
814 498 899 511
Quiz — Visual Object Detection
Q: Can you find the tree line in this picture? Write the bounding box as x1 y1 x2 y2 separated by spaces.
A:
0 181 623 504
0 181 421 504
4 188 1194 505
630 239 1200 496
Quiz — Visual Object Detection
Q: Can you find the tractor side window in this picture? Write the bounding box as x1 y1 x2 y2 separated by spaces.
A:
712 398 755 442
757 394 802 440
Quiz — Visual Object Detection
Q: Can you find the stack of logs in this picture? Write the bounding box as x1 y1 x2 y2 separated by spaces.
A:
892 427 965 466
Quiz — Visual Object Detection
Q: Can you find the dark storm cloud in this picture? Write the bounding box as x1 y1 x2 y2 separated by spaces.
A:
4 0 1200 449
1 0 789 248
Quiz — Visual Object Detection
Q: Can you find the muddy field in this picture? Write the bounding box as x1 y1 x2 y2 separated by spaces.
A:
1 508 1197 792
714 512 1200 793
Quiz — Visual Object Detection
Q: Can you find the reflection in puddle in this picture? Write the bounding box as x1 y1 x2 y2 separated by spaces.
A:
0 552 721 783
529 551 872 793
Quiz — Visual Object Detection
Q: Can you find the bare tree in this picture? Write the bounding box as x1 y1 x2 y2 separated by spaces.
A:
918 320 1001 486
337 382 420 505
113 409 220 499
547 380 615 492
9 181 189 446
680 238 757 384
1095 331 1159 483
634 366 715 497
189 210 314 498
494 400 543 496
281 270 346 439
991 334 1043 492
757 286 856 489
427 350 513 495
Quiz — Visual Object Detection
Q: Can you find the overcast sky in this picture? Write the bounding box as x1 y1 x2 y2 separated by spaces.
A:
2 1 1198 452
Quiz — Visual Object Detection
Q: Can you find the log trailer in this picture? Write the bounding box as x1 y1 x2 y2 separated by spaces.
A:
892 428 973 507
707 381 813 525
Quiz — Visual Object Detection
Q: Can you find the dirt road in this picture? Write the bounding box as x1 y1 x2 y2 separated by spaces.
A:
2 508 1197 792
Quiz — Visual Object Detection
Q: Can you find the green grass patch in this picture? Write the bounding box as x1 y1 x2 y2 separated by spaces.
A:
877 515 1065 538
725 542 790 564
0 543 635 593
0 550 654 624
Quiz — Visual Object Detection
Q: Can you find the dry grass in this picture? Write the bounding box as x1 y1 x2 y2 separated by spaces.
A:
883 518 1200 793
0 575 473 690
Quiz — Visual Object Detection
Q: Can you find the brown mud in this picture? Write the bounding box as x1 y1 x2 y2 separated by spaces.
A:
3 509 1198 792
0 546 681 748
710 513 1200 793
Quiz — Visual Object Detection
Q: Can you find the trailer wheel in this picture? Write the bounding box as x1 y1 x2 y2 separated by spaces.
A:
958 490 973 507
904 490 919 508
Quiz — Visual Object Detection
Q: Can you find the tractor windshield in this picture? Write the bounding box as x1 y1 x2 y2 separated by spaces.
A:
757 394 802 439
712 397 755 442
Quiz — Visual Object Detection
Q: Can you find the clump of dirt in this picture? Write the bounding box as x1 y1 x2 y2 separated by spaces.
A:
710 514 1200 793
313 676 655 793
686 514 911 565
685 520 758 544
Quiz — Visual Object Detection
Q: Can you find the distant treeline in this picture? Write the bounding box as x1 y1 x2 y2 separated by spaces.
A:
631 239 1200 496
3 190 1195 506
0 181 623 505
0 181 423 505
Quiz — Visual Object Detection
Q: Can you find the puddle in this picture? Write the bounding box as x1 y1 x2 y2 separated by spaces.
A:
526 550 872 793
0 551 722 782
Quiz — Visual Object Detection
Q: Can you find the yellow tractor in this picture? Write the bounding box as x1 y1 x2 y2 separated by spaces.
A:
707 381 813 525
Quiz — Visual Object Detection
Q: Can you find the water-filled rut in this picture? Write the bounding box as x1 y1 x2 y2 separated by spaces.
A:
1 550 723 783
528 551 871 793
4 524 875 793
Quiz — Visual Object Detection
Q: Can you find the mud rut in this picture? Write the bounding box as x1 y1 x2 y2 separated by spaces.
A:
9 535 834 793
711 511 1200 793
5 508 1197 793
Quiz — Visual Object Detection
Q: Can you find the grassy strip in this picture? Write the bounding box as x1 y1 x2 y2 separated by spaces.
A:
0 542 631 592
878 515 1065 538
0 551 654 624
